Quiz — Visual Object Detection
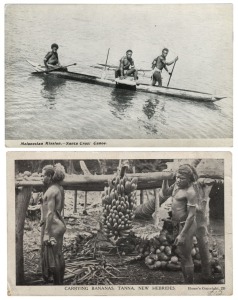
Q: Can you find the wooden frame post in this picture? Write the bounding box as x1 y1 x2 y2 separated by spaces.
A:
153 189 160 227
73 190 77 213
83 191 88 215
146 190 150 202
140 190 144 204
15 186 32 285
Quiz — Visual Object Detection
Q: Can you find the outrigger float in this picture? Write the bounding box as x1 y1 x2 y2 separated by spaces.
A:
27 60 225 102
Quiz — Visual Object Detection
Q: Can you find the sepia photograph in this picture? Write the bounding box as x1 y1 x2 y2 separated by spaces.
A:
7 152 232 295
5 4 233 147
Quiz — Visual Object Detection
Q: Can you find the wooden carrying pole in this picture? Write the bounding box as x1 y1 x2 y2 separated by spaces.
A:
15 171 175 191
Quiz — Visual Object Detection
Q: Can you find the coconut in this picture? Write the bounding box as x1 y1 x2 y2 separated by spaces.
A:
166 234 174 244
213 265 222 274
159 253 169 261
162 240 169 246
165 246 172 256
158 234 167 244
170 256 179 264
156 249 161 255
145 257 154 265
154 261 162 269
150 254 158 261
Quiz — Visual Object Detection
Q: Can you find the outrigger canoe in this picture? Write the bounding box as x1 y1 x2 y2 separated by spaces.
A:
27 60 225 102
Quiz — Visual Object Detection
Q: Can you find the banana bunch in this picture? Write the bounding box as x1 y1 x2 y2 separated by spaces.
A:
101 175 138 240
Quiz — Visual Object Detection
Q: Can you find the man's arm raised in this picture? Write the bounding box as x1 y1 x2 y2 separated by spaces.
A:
166 56 179 66
159 180 175 205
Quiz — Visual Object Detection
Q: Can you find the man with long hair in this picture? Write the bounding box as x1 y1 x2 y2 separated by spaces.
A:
40 163 66 285
159 164 212 284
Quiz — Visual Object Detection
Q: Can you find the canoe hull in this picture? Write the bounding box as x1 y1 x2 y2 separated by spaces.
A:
27 60 225 102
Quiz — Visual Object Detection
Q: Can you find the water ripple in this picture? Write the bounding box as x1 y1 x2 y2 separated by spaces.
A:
5 5 232 140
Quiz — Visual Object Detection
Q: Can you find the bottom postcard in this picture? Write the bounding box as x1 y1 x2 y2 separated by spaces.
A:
7 151 232 295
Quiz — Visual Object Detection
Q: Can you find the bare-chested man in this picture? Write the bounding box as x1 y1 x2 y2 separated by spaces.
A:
44 43 67 71
151 48 178 86
159 164 198 284
159 164 214 284
115 50 138 80
41 164 66 285
44 43 61 69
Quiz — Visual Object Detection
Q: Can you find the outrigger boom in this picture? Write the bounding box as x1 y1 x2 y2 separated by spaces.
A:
26 60 225 102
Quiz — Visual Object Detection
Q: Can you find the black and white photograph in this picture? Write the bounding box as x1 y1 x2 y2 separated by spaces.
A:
7 152 232 296
5 4 233 147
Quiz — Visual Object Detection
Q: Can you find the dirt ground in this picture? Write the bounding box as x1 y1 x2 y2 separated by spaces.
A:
23 190 225 285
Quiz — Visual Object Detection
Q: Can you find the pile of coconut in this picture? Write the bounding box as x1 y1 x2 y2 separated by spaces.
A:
135 229 223 273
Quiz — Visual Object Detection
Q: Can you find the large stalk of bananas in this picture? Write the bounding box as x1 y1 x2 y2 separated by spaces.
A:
101 175 138 240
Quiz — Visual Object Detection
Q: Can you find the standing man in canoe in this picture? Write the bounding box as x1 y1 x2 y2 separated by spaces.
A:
44 43 66 71
40 163 66 285
115 50 138 81
151 48 178 86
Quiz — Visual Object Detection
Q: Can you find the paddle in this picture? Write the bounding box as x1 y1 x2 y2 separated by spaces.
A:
101 48 110 79
36 63 77 74
167 59 177 87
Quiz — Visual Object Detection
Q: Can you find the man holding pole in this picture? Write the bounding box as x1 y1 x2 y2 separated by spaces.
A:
151 48 178 86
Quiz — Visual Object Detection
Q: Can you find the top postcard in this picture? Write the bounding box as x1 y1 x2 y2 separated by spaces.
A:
5 4 233 147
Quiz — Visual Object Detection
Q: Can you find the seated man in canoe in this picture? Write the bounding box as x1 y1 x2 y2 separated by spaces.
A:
151 48 178 86
44 43 67 71
115 50 138 81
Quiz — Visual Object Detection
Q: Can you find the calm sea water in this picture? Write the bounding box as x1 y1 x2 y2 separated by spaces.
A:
5 5 232 140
